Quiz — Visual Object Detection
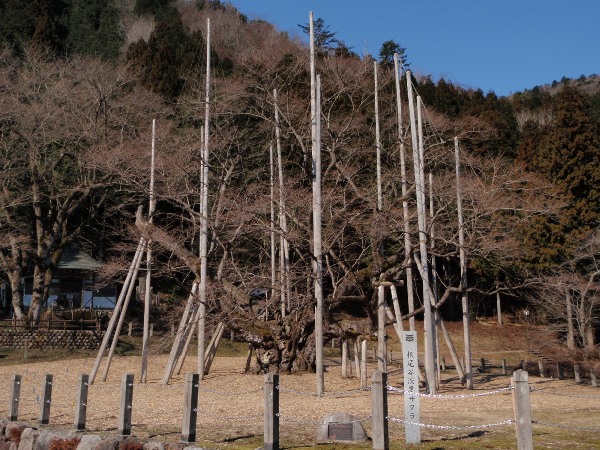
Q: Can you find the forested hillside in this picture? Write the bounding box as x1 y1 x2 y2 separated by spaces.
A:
0 0 598 368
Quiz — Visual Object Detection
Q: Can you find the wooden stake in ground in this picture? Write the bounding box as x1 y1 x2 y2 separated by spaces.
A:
198 17 211 380
454 137 473 389
309 11 324 396
141 118 157 383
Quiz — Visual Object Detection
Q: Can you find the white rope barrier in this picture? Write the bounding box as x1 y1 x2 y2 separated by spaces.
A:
387 385 513 398
388 417 515 430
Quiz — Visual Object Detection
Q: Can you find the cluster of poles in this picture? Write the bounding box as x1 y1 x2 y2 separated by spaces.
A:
88 12 474 395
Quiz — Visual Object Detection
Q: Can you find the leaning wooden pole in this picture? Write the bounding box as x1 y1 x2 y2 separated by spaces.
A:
406 73 436 393
103 242 147 381
160 283 198 384
274 89 290 317
90 238 146 384
198 17 211 380
309 11 324 396
454 136 473 389
141 118 157 383
394 53 416 332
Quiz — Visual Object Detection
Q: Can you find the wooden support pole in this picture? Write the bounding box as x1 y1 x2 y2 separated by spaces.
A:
502 359 507 375
480 358 486 372
512 370 533 450
74 374 89 431
203 322 225 375
118 373 134 437
371 370 389 450
39 373 53 425
264 373 279 450
538 360 545 378
574 364 581 383
244 344 253 373
128 322 132 336
441 357 446 371
341 339 348 378
181 373 199 443
591 369 597 387
9 374 21 421
353 339 361 380
377 285 387 372
557 363 564 380
361 339 368 389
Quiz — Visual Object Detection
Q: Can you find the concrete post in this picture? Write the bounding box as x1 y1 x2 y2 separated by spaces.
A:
39 373 53 425
371 371 389 450
9 374 21 421
74 373 89 431
118 373 134 436
512 370 533 450
181 373 199 443
264 373 279 450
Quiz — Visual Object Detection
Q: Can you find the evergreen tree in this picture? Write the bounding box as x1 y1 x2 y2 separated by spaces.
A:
378 39 409 69
66 0 123 60
533 86 600 228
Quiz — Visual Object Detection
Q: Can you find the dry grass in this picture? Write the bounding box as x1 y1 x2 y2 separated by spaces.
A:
1 322 599 449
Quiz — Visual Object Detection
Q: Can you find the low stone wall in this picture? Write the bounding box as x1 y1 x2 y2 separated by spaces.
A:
0 421 190 450
0 330 104 349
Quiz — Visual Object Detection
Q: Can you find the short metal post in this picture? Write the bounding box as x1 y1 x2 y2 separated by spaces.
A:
118 373 134 437
512 370 533 450
264 373 279 450
39 373 53 425
371 370 389 450
74 373 89 431
9 374 21 421
181 373 199 443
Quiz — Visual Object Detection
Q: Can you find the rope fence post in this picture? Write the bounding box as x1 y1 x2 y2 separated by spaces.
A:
9 374 21 421
511 369 533 450
371 370 388 450
181 373 199 443
118 373 134 437
264 373 279 450
39 373 53 425
74 373 89 431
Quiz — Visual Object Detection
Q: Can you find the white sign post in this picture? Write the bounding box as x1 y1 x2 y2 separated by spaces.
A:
402 331 421 443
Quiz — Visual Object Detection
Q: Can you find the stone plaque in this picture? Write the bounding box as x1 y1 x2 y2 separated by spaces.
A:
316 412 368 442
327 423 353 441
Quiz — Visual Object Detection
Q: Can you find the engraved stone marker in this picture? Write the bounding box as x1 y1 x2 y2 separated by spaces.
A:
316 412 368 442
403 331 421 444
